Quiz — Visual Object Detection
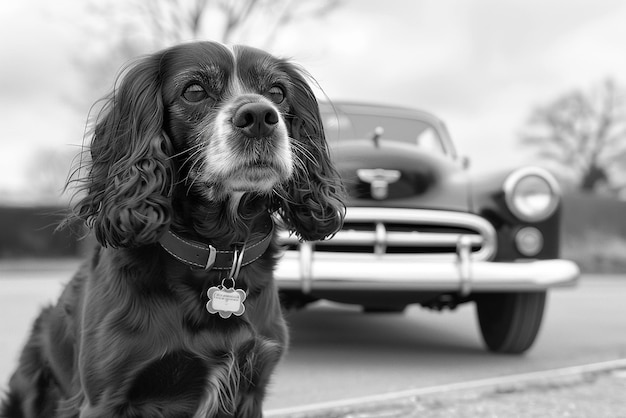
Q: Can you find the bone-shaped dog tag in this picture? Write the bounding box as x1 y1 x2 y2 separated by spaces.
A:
206 286 247 319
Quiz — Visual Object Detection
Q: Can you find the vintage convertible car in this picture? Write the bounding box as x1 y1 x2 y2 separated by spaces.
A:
275 101 580 354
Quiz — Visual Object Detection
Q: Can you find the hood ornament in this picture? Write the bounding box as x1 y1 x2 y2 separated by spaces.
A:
357 168 401 200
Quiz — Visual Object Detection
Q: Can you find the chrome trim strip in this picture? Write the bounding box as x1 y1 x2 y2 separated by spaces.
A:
275 252 580 292
299 241 313 294
457 235 473 296
278 207 497 261
281 230 485 248
374 222 387 255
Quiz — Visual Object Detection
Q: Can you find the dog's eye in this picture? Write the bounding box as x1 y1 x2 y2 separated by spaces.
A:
183 84 208 103
267 86 285 104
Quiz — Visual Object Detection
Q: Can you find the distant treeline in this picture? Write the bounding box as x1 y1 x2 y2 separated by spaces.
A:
0 206 83 258
0 195 624 269
561 193 626 274
561 193 626 238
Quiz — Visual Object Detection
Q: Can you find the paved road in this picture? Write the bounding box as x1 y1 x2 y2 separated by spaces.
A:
264 275 626 410
1 265 624 413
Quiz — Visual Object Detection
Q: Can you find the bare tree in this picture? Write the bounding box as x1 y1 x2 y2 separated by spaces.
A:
87 0 342 52
43 0 342 201
520 79 626 195
72 0 342 111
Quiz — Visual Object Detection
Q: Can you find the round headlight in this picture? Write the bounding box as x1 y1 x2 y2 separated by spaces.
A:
504 167 560 222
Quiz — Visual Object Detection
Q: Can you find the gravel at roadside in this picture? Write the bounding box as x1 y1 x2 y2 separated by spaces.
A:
269 366 626 418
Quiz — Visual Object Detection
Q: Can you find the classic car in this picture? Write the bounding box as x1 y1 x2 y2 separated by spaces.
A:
275 101 580 354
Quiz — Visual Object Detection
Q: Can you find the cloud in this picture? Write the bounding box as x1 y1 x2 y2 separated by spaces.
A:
3 0 626 193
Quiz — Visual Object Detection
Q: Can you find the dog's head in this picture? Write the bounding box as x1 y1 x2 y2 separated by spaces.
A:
73 42 345 247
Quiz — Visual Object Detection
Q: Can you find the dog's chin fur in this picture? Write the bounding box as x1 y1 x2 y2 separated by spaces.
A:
229 167 288 190
1 41 345 418
196 170 283 208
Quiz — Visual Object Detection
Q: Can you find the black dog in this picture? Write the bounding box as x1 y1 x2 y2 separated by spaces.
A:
2 41 344 417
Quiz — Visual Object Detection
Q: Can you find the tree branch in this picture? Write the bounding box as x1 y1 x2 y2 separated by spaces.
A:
519 79 626 194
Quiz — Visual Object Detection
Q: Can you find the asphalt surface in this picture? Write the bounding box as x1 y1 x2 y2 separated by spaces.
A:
1 261 625 417
263 275 626 411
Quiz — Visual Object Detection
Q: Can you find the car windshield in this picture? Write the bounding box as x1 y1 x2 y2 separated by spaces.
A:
321 111 447 155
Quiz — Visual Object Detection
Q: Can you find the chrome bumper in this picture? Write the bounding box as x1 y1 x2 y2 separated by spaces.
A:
274 249 580 295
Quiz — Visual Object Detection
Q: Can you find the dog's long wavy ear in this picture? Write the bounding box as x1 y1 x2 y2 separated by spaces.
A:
72 54 173 248
278 64 346 241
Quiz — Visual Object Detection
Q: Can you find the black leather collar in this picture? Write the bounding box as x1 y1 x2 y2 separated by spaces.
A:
159 222 274 271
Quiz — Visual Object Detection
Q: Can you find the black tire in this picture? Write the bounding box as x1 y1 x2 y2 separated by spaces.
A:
475 291 547 354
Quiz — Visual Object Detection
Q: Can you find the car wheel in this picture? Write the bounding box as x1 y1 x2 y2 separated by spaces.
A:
475 291 547 354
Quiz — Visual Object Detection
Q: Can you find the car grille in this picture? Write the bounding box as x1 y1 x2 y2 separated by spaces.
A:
279 207 497 261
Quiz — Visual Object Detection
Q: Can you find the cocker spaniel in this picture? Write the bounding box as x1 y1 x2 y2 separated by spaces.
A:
1 41 345 418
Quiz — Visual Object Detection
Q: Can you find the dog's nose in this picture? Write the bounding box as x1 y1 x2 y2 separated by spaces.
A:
232 102 279 138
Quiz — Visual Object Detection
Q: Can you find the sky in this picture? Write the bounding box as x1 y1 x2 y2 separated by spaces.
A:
1 0 626 202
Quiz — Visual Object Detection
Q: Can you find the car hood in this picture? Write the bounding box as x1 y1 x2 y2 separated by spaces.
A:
330 139 471 212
